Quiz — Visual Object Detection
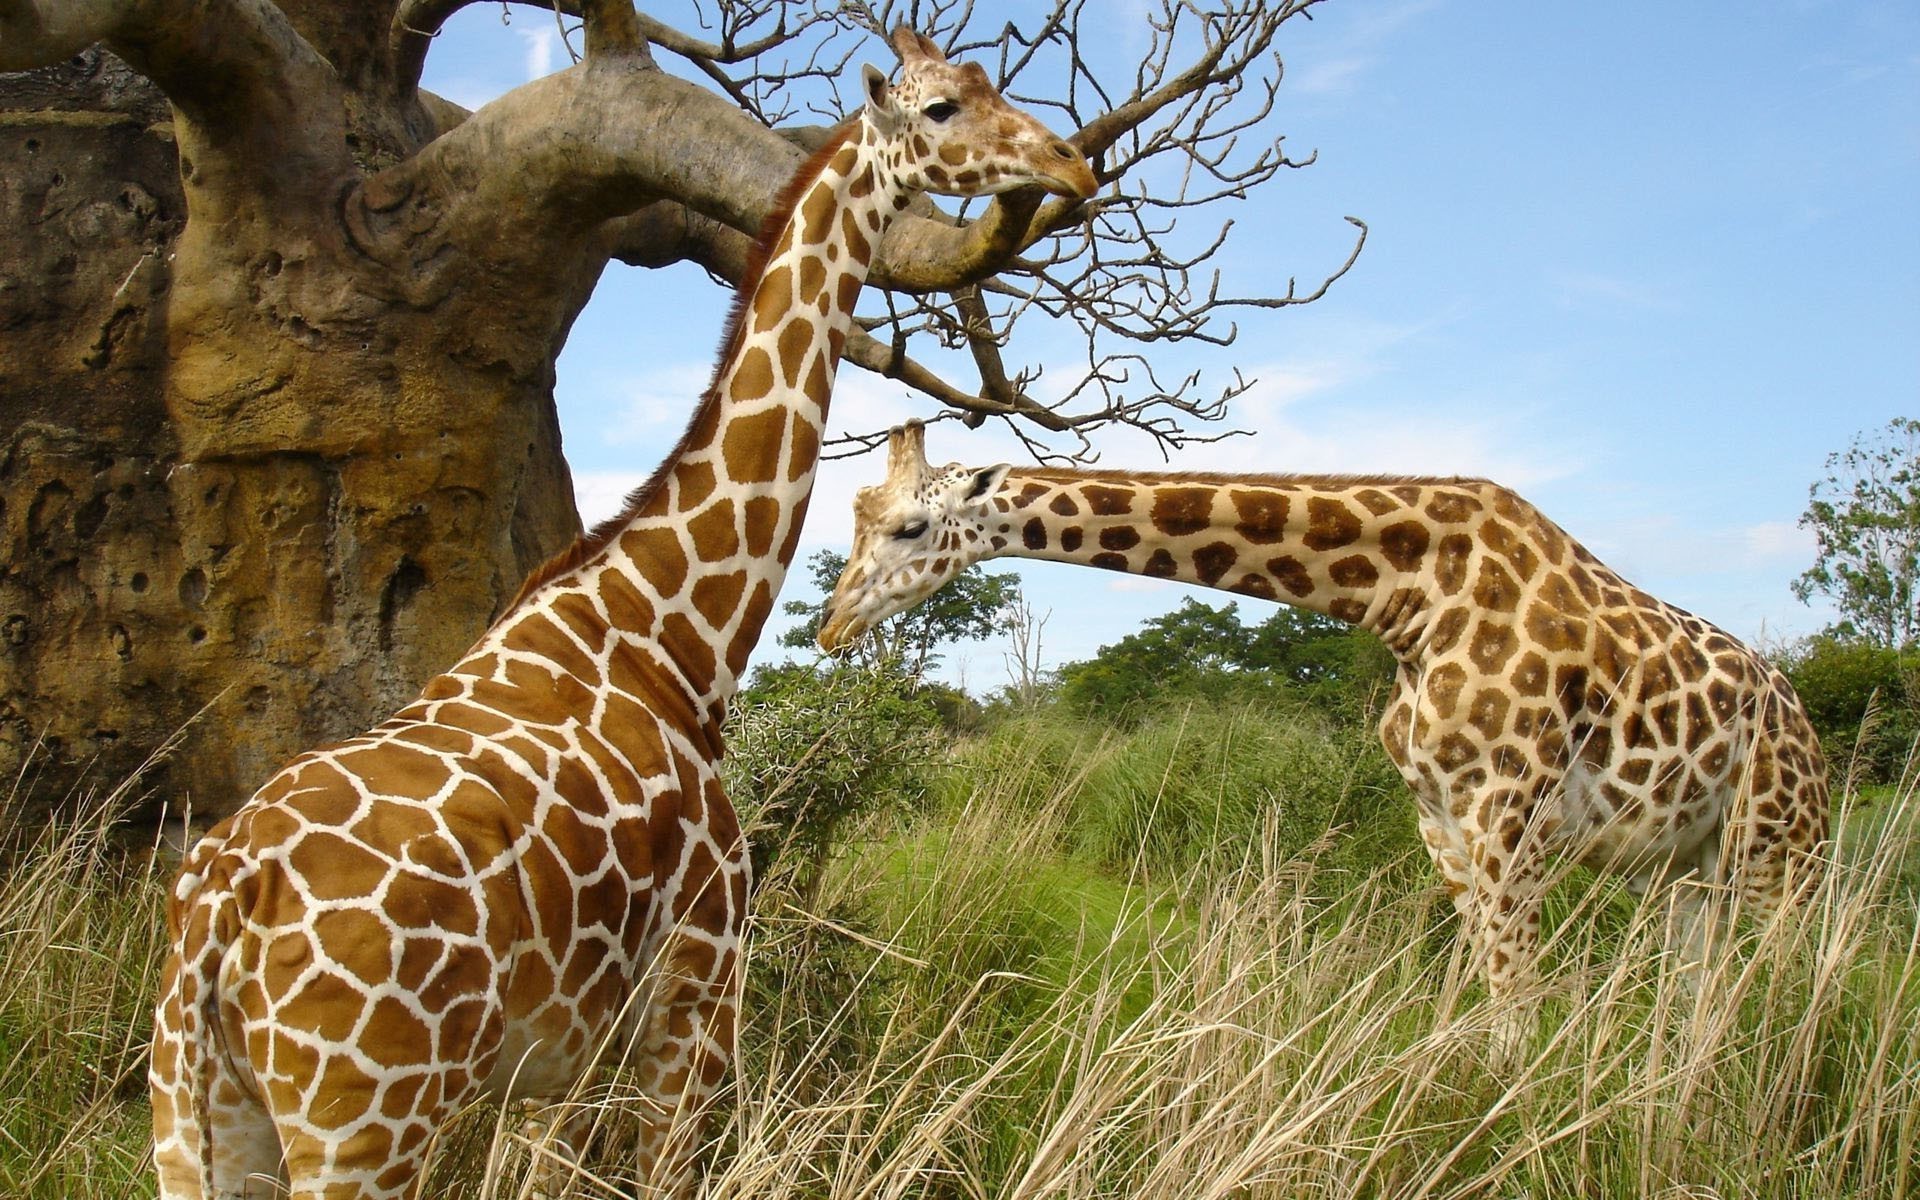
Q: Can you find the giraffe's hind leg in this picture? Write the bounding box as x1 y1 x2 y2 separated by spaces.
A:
626 929 741 1198
152 955 286 1199
152 1073 284 1199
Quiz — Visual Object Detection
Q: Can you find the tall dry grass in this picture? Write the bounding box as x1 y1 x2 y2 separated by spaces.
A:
4 706 1915 1199
479 714 1920 1200
0 766 170 1198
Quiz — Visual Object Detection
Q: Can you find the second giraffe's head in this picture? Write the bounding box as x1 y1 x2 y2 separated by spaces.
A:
866 27 1098 200
818 421 1009 652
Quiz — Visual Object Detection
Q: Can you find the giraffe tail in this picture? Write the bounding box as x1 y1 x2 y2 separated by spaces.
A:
156 882 236 1200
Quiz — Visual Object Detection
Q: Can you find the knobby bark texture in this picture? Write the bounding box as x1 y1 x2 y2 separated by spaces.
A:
1 38 582 823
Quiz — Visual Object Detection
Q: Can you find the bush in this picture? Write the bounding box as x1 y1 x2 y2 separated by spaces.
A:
725 661 946 897
948 698 1415 889
1778 634 1919 786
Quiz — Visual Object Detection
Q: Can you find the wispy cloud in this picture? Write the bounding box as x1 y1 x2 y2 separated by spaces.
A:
598 364 713 445
1289 0 1444 96
514 27 559 80
1744 520 1815 561
1292 57 1373 97
570 470 649 527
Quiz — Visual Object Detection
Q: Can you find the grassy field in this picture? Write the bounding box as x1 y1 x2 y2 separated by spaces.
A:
4 698 1916 1198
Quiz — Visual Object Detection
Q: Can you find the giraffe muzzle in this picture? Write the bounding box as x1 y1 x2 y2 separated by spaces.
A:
816 604 862 654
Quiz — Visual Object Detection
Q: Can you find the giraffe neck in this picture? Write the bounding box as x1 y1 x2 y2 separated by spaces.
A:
514 122 901 714
984 468 1510 660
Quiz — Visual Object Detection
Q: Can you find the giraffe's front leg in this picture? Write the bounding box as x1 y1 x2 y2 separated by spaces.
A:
510 1100 587 1200
1454 782 1565 1065
1403 769 1556 1062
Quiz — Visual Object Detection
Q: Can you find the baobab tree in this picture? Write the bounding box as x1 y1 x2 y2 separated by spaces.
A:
0 0 1361 822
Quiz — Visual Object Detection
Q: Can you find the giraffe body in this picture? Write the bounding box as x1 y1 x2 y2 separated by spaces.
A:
151 40 1093 1200
820 424 1829 1025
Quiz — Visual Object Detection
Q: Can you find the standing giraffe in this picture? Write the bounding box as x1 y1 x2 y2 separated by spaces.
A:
150 38 1095 1200
818 423 1829 1037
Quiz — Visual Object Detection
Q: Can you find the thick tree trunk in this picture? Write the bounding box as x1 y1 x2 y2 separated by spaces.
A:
0 42 585 824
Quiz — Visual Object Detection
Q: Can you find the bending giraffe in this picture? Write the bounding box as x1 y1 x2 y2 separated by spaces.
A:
818 423 1829 1031
150 38 1095 1200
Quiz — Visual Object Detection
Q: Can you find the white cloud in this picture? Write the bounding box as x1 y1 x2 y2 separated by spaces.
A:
514 27 559 80
1551 270 1681 313
1290 0 1444 96
1293 57 1374 97
571 470 650 527
1108 576 1172 593
600 364 713 445
1744 520 1815 561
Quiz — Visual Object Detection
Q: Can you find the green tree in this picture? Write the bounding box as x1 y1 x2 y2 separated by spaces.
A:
1792 417 1920 648
727 661 943 900
1057 598 1393 718
779 550 1019 681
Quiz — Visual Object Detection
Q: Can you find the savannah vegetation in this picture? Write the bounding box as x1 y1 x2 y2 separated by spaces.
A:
7 508 1916 1197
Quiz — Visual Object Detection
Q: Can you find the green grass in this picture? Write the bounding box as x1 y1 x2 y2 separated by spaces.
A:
7 698 1919 1198
0 781 168 1199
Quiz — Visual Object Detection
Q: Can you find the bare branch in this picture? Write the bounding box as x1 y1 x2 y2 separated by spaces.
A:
384 0 1356 462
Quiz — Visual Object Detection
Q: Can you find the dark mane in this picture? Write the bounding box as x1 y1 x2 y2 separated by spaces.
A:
503 119 861 613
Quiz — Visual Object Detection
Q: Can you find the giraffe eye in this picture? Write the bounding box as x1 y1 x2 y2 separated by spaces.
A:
895 521 929 540
923 100 959 123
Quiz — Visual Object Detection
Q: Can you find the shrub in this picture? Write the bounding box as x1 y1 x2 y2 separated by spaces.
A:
1778 633 1919 786
725 661 945 898
949 698 1415 889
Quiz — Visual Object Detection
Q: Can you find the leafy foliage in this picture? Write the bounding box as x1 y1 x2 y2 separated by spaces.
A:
778 550 1020 681
724 661 945 898
954 701 1414 888
1056 597 1395 720
1778 633 1919 786
1793 416 1920 648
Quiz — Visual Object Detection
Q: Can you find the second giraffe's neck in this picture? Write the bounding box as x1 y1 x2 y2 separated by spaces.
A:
987 468 1505 658
577 123 900 706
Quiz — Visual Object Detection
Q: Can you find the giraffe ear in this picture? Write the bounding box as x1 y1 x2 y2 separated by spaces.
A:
862 63 889 109
886 421 928 481
964 465 1008 502
890 25 948 65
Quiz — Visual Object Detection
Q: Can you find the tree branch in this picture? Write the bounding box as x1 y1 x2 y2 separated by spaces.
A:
1 0 355 225
378 1 1350 462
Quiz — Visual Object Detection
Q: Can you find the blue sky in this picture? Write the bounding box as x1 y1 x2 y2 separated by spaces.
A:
423 2 1919 693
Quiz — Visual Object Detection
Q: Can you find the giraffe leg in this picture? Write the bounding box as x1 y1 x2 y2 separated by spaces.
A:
628 934 739 1198
513 1100 587 1200
1453 785 1562 1065
153 953 287 1200
280 1125 432 1200
1467 838 1551 1065
152 1067 285 1199
1658 874 1714 985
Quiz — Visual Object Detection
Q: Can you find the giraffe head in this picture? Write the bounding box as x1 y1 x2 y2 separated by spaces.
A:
818 421 1009 651
864 26 1098 200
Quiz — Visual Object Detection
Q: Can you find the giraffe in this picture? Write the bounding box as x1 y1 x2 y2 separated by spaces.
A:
149 37 1095 1200
818 422 1830 1040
